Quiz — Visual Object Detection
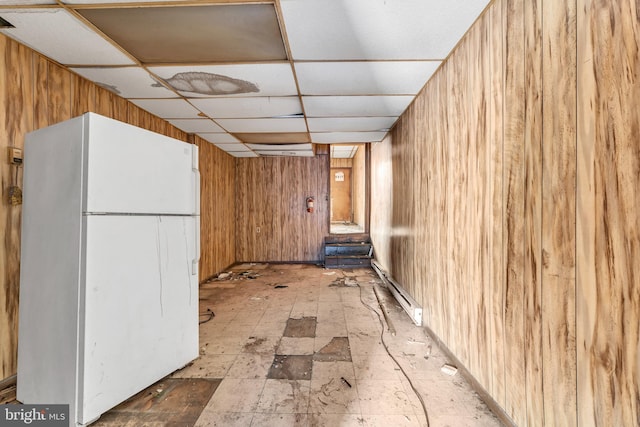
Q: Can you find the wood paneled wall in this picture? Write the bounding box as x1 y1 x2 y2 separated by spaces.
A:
0 35 237 381
577 0 640 424
370 0 639 425
235 155 329 262
330 158 352 168
352 146 366 228
194 135 236 281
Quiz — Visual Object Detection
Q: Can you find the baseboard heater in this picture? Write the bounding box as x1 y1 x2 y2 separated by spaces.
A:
371 260 423 326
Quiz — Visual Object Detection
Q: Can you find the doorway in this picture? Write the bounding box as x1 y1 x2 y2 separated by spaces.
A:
329 144 368 235
330 167 351 222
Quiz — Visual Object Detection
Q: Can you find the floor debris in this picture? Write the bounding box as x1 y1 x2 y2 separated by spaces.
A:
328 277 359 287
441 363 459 376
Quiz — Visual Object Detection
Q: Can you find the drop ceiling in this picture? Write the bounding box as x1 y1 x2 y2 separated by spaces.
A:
0 0 490 158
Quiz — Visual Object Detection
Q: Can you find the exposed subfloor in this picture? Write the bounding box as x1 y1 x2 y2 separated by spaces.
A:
55 263 503 426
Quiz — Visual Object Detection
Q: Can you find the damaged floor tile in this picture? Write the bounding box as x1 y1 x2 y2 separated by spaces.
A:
313 337 352 362
267 355 313 380
283 317 317 338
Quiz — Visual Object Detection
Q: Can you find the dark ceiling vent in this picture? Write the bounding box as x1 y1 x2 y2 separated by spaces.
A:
0 17 15 29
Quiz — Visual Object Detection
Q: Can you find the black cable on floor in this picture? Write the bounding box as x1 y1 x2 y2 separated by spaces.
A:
357 281 431 427
199 308 215 324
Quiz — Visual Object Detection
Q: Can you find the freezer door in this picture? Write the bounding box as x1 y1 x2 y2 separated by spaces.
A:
83 113 198 215
78 215 199 424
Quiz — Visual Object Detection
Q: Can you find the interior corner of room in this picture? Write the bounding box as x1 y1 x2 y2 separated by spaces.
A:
1 0 639 426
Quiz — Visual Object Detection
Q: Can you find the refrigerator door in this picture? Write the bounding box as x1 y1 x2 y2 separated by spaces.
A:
82 113 198 215
78 215 199 424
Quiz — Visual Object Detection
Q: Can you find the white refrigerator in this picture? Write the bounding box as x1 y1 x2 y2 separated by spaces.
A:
17 112 200 426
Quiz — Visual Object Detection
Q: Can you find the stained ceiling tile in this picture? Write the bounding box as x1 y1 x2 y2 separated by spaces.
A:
281 0 490 60
149 64 297 98
77 4 285 63
196 133 240 144
217 118 307 133
303 95 414 117
295 62 440 95
0 8 134 65
70 67 176 98
308 117 396 133
167 119 224 133
311 132 387 143
191 97 302 119
129 99 201 119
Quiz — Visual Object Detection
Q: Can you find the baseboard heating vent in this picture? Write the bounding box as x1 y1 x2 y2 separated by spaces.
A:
371 260 423 326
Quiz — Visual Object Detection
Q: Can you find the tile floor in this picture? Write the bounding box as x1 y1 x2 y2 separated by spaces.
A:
169 263 502 427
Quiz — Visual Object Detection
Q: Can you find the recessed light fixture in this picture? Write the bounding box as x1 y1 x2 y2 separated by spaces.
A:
0 17 15 29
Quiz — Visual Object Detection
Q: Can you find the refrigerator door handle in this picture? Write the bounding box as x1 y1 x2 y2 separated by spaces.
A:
192 147 200 215
192 146 200 275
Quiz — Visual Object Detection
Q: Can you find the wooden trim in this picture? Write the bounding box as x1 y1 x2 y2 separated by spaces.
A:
364 143 371 234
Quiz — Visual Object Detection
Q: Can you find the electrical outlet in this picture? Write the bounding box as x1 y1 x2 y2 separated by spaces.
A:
8 147 22 165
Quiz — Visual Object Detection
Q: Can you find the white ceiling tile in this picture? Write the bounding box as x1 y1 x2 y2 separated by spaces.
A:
230 151 259 158
191 97 301 119
247 143 312 151
295 62 440 95
216 118 307 133
167 119 224 133
255 150 315 157
331 145 361 159
130 99 201 119
213 143 252 152
281 0 489 60
303 95 413 117
311 132 387 143
308 117 396 132
197 133 240 144
148 64 297 98
0 9 134 65
69 67 175 98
